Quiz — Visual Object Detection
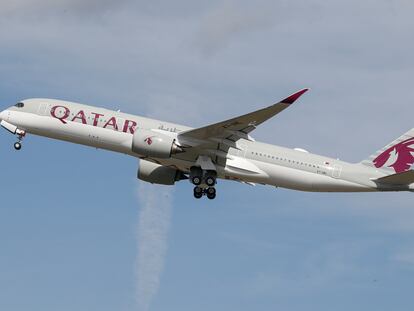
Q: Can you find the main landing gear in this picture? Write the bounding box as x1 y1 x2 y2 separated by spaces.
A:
190 166 217 200
193 186 216 200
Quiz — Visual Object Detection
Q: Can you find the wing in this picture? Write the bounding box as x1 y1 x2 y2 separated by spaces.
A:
178 88 308 145
176 89 309 169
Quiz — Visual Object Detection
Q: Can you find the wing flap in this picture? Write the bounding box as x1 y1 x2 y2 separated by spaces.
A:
225 157 267 175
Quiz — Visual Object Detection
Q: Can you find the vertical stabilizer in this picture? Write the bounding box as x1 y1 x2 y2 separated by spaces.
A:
361 128 414 174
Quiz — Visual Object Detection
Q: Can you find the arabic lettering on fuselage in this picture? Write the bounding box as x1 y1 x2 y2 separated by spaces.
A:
158 124 179 133
50 105 137 134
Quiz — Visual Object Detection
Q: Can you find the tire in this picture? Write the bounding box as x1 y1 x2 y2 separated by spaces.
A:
206 187 216 200
207 192 216 200
205 176 216 187
14 142 21 150
191 176 202 186
193 187 203 199
190 166 203 185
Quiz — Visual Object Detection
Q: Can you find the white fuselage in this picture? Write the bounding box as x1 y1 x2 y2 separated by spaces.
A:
0 98 403 192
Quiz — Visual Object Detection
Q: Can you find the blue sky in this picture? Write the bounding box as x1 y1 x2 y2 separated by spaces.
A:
0 1 413 311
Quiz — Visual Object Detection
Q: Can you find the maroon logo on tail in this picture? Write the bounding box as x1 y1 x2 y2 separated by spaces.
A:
373 137 414 173
144 137 153 145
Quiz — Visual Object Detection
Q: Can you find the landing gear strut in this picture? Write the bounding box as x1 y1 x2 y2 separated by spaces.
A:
14 130 26 151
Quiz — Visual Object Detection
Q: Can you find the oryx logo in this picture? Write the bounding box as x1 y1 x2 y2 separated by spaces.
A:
373 137 414 173
144 137 153 145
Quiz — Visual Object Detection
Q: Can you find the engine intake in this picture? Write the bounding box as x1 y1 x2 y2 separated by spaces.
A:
132 129 183 158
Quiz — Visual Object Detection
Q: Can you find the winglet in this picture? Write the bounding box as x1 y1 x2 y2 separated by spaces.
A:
281 88 309 104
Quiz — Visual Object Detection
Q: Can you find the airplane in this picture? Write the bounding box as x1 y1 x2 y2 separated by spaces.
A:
1 89 413 199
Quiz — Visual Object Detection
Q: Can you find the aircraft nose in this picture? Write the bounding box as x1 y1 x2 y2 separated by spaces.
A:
0 109 9 123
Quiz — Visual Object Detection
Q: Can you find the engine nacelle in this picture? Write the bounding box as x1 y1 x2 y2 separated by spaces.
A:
132 129 183 158
138 160 186 185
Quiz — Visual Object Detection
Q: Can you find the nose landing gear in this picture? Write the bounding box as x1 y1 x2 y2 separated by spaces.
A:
14 129 26 151
1 120 26 151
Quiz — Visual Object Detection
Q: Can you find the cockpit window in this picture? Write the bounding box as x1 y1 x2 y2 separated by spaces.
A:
15 102 24 108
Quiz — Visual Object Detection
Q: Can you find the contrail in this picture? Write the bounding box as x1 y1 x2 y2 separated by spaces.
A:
135 182 173 311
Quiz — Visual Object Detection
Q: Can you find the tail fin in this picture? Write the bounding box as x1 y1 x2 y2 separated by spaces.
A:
361 128 414 174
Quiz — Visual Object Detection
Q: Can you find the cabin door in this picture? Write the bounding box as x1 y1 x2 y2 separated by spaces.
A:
332 165 342 179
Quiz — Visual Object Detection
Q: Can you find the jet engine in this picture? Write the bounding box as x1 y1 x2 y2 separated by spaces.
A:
138 160 187 185
132 129 183 158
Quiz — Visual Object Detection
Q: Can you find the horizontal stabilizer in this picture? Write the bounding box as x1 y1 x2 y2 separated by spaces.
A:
375 170 414 185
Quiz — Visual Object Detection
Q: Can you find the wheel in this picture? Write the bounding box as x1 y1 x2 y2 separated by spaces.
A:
193 186 203 199
207 192 216 200
204 170 217 187
191 176 202 186
14 142 22 150
206 187 216 200
205 176 216 187
190 166 203 185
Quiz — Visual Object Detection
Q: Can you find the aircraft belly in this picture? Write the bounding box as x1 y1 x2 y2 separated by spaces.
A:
255 161 373 192
310 176 374 192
